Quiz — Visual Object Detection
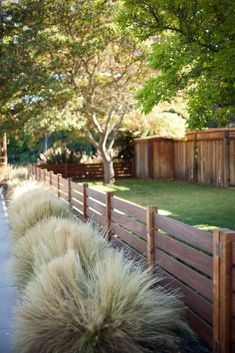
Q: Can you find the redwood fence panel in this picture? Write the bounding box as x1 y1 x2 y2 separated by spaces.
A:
174 132 196 182
29 165 235 352
134 128 235 187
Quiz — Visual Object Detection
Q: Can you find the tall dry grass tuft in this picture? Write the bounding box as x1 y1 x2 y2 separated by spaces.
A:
9 192 71 242
8 181 51 216
14 249 191 353
4 178 24 201
11 217 107 292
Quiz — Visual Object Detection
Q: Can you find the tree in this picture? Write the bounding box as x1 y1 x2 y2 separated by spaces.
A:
119 0 235 129
1 0 147 183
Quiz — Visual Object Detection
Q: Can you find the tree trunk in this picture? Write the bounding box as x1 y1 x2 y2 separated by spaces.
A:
102 155 115 184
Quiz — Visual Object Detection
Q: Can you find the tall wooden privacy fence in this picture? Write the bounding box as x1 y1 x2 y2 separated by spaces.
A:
38 161 133 179
134 128 235 187
29 164 235 353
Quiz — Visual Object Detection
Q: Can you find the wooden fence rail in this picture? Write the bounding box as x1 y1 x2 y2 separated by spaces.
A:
28 164 235 353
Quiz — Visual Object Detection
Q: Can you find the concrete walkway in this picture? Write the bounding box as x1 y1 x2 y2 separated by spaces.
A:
0 190 16 353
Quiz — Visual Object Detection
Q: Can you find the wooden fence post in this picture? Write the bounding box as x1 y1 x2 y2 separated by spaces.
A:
3 132 7 166
68 178 72 206
83 183 88 221
106 192 113 241
43 169 46 183
57 174 61 197
39 167 42 181
35 166 38 180
146 206 157 268
213 229 221 353
49 171 53 186
213 229 235 353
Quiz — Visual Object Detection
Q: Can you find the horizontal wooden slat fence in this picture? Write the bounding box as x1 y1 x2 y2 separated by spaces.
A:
28 164 235 353
38 161 133 179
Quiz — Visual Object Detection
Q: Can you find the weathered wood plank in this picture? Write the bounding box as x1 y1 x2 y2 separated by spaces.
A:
87 188 106 203
112 224 147 255
155 213 212 253
88 198 106 216
156 231 213 277
111 210 147 239
159 269 213 324
112 197 146 222
156 249 213 300
186 309 212 346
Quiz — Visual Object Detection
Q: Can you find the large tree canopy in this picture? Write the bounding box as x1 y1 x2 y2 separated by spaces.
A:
1 0 148 183
119 0 235 128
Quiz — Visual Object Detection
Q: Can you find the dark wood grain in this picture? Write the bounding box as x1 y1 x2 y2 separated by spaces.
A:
156 249 213 300
155 213 213 254
156 231 213 277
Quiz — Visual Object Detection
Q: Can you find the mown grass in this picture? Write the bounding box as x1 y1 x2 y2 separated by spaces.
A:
88 179 235 231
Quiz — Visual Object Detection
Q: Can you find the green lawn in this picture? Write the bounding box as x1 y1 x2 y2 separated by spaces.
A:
88 179 235 231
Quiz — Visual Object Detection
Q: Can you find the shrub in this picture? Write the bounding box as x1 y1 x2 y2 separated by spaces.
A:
14 250 191 353
11 217 108 292
9 192 71 242
39 145 82 164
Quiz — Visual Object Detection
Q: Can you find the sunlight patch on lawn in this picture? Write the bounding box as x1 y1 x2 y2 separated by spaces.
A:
195 224 218 231
158 209 173 216
88 182 130 193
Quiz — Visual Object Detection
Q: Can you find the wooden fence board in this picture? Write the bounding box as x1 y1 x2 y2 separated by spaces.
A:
159 269 213 324
88 198 106 216
111 210 147 239
232 318 235 342
71 190 83 203
71 198 83 210
232 293 235 316
156 249 213 300
87 209 106 227
71 182 83 193
155 214 213 254
112 223 147 255
112 197 146 222
110 236 145 263
156 232 213 277
186 310 212 346
87 188 106 203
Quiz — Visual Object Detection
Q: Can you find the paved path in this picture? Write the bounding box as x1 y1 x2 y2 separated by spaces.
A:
0 190 16 353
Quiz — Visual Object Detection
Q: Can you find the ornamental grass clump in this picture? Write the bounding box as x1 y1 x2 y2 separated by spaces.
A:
14 249 191 353
8 181 51 218
11 217 108 292
9 191 71 242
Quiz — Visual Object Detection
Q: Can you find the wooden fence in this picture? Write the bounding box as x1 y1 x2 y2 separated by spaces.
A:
29 164 235 353
0 133 7 166
38 161 133 179
134 128 235 187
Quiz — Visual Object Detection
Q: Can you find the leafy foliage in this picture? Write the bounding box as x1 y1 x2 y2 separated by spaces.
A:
1 0 148 183
119 0 235 128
